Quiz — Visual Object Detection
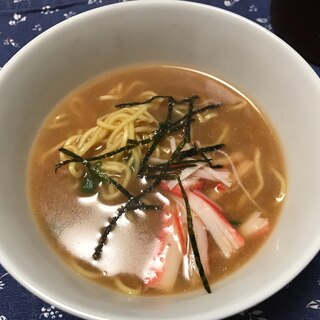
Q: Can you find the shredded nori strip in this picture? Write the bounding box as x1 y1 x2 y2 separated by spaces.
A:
116 95 200 109
185 99 194 143
145 164 197 173
177 176 211 294
138 122 170 176
170 103 221 128
229 220 241 227
166 98 174 123
192 142 224 170
211 164 224 169
144 174 179 180
93 212 124 259
55 138 153 171
178 144 225 159
151 158 211 167
134 204 163 211
55 101 222 171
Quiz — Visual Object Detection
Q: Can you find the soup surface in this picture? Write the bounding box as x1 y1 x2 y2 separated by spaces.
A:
27 65 286 295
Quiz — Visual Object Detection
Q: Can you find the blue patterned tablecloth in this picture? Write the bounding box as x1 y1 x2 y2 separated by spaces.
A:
0 1 319 319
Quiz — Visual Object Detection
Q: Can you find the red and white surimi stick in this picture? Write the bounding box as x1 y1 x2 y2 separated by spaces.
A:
171 204 187 255
166 162 207 190
188 190 245 258
160 179 204 197
239 211 270 237
192 166 232 187
143 207 182 291
193 216 210 275
168 195 210 277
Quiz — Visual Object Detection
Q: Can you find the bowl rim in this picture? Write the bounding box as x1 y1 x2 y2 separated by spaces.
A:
0 1 319 320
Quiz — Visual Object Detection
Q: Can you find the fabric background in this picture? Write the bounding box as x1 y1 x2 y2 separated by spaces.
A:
0 1 319 319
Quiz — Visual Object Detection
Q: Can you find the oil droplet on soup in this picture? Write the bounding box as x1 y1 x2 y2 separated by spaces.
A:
27 65 286 295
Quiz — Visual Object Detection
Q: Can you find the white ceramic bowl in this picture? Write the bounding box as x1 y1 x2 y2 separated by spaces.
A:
0 1 319 320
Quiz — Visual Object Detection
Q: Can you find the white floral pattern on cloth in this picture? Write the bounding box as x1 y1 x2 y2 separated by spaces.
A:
255 17 272 30
63 11 76 19
224 0 240 7
0 272 9 290
88 0 103 5
249 4 258 12
8 13 26 25
32 23 42 31
306 277 320 310
39 306 64 319
306 300 320 310
41 5 59 15
3 37 20 47
0 315 8 320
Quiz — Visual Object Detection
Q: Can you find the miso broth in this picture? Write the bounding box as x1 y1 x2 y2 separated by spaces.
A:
27 65 286 295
